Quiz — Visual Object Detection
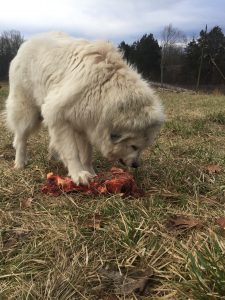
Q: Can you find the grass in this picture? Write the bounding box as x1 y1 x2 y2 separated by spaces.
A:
0 84 225 299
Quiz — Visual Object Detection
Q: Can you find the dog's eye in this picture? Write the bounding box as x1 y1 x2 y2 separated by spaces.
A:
131 145 138 151
110 133 121 141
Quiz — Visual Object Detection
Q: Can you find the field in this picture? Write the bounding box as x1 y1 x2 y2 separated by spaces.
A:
0 83 225 299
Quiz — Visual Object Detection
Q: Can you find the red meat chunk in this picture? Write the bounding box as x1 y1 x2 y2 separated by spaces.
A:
41 167 143 197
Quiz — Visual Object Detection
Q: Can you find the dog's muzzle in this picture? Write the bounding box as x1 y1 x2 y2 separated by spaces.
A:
119 159 140 168
119 158 126 166
131 161 139 168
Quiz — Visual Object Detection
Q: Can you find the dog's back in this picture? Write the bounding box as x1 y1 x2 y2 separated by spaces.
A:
5 32 126 169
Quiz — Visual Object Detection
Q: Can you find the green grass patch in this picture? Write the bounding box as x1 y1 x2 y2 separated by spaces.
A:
0 86 225 299
182 235 225 299
208 111 225 125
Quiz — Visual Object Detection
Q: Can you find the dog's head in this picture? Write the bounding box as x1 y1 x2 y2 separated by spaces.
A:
96 88 164 168
89 69 165 167
98 120 163 168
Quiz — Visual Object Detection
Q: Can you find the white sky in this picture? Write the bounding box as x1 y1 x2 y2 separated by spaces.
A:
0 0 225 43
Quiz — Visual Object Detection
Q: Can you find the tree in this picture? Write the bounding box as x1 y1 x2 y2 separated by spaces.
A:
160 24 186 86
134 34 161 79
183 38 201 84
119 34 161 80
118 41 137 67
196 25 207 90
185 26 225 86
0 30 24 79
118 41 131 62
204 26 225 83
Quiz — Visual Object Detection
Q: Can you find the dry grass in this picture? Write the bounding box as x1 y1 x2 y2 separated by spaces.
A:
0 84 225 299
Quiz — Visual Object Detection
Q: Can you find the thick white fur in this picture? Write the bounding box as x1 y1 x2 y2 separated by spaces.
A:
6 32 164 185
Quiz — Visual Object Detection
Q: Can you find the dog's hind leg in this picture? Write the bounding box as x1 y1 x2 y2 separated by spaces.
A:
6 93 42 169
13 132 28 169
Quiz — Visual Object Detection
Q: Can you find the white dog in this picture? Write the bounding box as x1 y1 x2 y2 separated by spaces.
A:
6 32 164 185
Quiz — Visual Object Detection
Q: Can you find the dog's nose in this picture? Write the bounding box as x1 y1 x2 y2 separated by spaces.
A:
131 161 139 168
119 158 126 166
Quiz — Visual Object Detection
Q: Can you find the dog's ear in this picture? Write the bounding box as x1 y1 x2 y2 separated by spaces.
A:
110 132 132 143
110 133 122 143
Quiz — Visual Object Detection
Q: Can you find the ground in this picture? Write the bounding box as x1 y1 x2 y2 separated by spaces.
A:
0 83 225 299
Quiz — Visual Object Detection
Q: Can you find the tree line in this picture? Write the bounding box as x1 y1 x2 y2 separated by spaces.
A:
119 24 225 88
0 26 225 88
0 30 24 79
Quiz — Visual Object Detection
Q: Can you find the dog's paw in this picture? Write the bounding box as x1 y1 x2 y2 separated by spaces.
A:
71 170 94 186
85 166 96 176
14 161 25 169
14 155 28 169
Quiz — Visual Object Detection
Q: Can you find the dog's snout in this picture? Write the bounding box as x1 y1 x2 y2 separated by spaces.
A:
119 158 126 166
131 161 139 168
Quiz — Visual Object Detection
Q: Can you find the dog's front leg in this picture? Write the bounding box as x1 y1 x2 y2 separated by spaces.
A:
48 123 94 185
75 132 96 176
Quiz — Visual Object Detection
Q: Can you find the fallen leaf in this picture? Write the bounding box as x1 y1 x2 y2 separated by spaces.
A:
205 164 222 174
21 197 33 209
216 217 225 229
85 214 102 230
98 268 153 295
199 195 218 203
166 215 203 231
102 295 119 300
3 230 32 250
3 237 17 250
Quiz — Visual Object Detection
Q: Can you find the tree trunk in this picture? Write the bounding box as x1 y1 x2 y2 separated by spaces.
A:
160 62 164 87
196 46 204 91
196 25 207 91
210 56 225 82
160 49 165 88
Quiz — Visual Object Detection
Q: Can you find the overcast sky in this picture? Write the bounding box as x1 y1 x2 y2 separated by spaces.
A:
1 0 225 44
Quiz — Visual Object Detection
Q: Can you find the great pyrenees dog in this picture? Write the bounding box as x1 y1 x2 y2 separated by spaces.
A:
6 32 164 185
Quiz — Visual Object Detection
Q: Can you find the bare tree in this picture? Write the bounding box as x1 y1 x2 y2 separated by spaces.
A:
196 25 207 91
160 24 186 87
0 30 24 79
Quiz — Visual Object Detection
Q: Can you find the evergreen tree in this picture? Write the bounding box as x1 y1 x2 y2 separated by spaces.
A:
119 34 161 80
185 26 225 85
